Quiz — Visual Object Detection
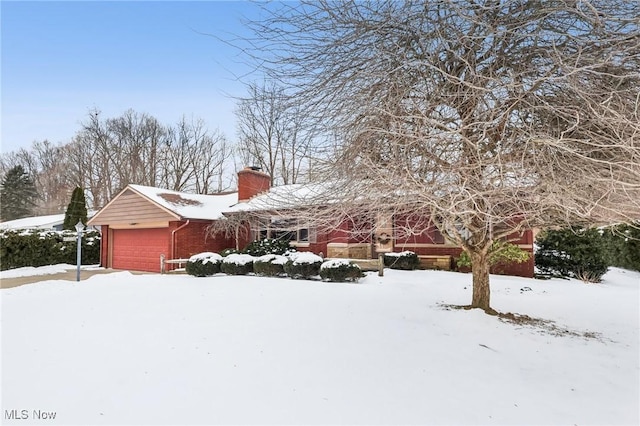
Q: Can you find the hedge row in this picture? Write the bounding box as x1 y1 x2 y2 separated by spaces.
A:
0 229 101 271
533 225 640 282
186 251 363 283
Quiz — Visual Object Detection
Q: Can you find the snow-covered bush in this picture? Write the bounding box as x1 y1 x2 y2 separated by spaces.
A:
0 229 101 271
221 253 255 275
384 251 420 270
186 252 222 277
253 254 288 277
243 238 294 257
284 252 323 279
319 259 362 282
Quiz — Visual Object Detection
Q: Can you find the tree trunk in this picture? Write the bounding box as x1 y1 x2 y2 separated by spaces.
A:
470 250 493 313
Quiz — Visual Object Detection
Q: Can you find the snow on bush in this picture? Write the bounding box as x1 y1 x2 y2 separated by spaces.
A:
253 254 288 277
287 251 323 265
221 253 255 275
319 259 362 283
284 252 323 279
188 252 222 264
384 251 420 270
186 252 223 277
223 254 255 266
255 254 288 265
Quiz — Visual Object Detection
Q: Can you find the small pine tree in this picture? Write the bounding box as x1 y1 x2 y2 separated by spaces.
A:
63 187 88 230
535 227 608 282
0 165 38 221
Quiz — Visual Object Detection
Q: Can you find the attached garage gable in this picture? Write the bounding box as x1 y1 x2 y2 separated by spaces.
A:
88 185 238 273
111 228 169 273
89 188 179 226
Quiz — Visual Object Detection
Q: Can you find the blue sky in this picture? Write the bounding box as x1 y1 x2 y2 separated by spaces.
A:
1 1 262 153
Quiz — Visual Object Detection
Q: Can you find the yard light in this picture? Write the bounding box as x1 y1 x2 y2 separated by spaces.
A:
75 220 84 282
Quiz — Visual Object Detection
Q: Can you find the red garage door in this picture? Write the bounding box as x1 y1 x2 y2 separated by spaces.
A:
111 228 169 273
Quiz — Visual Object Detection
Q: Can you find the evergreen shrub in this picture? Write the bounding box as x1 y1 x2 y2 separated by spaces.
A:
384 251 420 270
284 252 323 279
63 187 89 230
0 229 100 271
219 248 239 257
319 259 363 282
601 223 640 272
253 254 287 277
220 253 255 275
186 252 222 277
535 227 608 282
243 238 294 256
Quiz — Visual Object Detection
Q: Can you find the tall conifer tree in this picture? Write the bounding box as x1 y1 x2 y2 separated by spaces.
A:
63 186 88 230
0 165 38 221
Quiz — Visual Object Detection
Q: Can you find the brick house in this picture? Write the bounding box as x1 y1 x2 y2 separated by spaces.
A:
225 168 535 277
89 167 534 277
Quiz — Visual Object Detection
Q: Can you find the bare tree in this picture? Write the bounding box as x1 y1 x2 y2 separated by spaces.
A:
159 122 196 192
106 109 165 188
190 128 232 194
30 140 73 214
241 0 640 312
0 141 73 215
67 130 109 210
236 81 316 185
159 116 233 193
76 109 117 207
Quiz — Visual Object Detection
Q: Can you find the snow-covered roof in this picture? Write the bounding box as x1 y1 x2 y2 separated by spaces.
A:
225 183 330 213
128 184 238 220
0 213 66 230
0 211 98 230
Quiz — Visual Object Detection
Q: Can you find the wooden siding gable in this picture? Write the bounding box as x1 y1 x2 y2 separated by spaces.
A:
88 187 181 225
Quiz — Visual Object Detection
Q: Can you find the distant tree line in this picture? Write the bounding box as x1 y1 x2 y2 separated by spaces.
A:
0 109 235 214
1 86 320 220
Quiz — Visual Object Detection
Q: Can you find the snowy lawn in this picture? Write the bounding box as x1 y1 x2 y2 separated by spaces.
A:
0 264 102 280
1 268 638 425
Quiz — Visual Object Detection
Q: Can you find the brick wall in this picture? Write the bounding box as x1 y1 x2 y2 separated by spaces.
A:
237 167 271 202
172 220 234 260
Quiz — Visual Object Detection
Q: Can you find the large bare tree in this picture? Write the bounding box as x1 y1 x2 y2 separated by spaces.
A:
159 116 233 193
241 0 640 312
236 81 317 185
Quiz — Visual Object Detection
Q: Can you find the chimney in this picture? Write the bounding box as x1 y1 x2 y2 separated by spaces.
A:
237 166 271 202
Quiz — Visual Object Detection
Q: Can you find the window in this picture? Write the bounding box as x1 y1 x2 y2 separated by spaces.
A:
254 218 310 244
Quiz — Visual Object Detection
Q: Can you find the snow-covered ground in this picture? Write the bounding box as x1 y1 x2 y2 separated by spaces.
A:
1 268 638 425
0 264 102 280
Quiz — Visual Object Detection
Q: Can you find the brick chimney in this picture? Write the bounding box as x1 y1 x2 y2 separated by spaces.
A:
237 166 271 202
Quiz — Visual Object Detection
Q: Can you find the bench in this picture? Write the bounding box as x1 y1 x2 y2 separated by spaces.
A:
160 255 190 274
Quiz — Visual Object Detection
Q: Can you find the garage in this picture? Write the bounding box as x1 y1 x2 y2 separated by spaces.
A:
111 228 169 273
88 184 238 273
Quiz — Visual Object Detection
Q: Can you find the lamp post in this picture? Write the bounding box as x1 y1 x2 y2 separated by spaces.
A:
75 220 85 282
